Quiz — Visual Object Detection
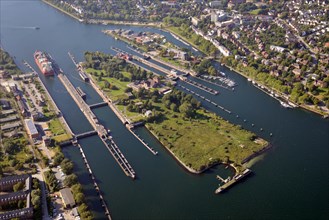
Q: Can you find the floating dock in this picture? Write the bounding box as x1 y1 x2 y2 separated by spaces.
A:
183 78 219 95
177 84 231 114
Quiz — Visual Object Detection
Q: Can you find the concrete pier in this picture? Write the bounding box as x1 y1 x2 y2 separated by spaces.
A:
68 51 79 67
177 84 231 114
128 128 158 155
215 169 252 194
183 78 219 95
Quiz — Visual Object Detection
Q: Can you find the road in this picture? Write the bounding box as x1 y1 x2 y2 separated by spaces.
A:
33 165 51 220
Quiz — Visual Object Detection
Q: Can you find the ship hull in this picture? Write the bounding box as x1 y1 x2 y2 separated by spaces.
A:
34 51 55 76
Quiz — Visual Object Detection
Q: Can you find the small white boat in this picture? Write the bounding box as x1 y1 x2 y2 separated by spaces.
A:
280 101 292 108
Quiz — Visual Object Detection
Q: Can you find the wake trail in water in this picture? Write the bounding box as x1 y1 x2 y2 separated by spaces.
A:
4 26 39 30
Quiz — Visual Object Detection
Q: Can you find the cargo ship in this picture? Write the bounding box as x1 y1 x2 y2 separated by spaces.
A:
34 51 54 76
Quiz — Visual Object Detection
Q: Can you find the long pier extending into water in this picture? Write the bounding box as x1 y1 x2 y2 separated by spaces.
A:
128 128 158 155
57 72 136 178
183 78 219 95
77 144 112 220
23 60 38 75
178 84 231 114
68 51 79 67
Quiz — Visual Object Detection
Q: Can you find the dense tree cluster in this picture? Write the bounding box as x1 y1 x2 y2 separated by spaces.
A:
2 137 27 155
161 89 201 118
63 174 78 187
46 0 186 22
31 178 42 219
44 170 59 193
0 49 22 76
60 158 74 175
84 51 150 82
192 59 217 76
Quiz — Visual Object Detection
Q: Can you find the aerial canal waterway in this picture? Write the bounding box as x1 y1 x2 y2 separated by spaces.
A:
1 1 328 219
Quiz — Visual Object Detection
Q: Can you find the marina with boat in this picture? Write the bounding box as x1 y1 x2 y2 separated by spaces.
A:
250 80 298 109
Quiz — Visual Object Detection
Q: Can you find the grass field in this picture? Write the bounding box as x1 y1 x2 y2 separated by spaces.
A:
116 104 145 123
166 26 208 54
147 108 268 172
87 68 131 102
48 119 66 136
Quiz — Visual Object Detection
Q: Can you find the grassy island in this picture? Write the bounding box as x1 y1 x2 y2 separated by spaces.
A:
147 109 267 172
83 51 268 173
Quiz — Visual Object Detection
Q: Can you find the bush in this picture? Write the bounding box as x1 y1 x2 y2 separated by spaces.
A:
13 182 24 192
64 174 78 187
60 159 74 174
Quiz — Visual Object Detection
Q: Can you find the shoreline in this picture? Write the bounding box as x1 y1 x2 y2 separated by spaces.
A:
221 63 328 117
88 19 162 28
145 124 268 175
41 0 83 22
163 26 208 55
145 124 205 174
42 0 161 27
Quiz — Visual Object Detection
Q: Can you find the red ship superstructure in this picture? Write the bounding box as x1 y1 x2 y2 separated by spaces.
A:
34 51 54 76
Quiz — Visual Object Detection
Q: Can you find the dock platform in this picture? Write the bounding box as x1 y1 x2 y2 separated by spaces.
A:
215 169 251 194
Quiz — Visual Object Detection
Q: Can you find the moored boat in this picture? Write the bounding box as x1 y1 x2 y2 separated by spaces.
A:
34 50 54 76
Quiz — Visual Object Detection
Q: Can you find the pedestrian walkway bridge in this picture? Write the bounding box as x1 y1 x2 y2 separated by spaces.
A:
75 130 98 139
89 102 108 109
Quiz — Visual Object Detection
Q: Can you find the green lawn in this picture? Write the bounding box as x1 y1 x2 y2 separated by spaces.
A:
48 118 65 136
147 108 268 172
160 56 186 69
166 26 209 55
48 118 72 142
52 133 71 142
116 104 145 123
87 69 131 102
